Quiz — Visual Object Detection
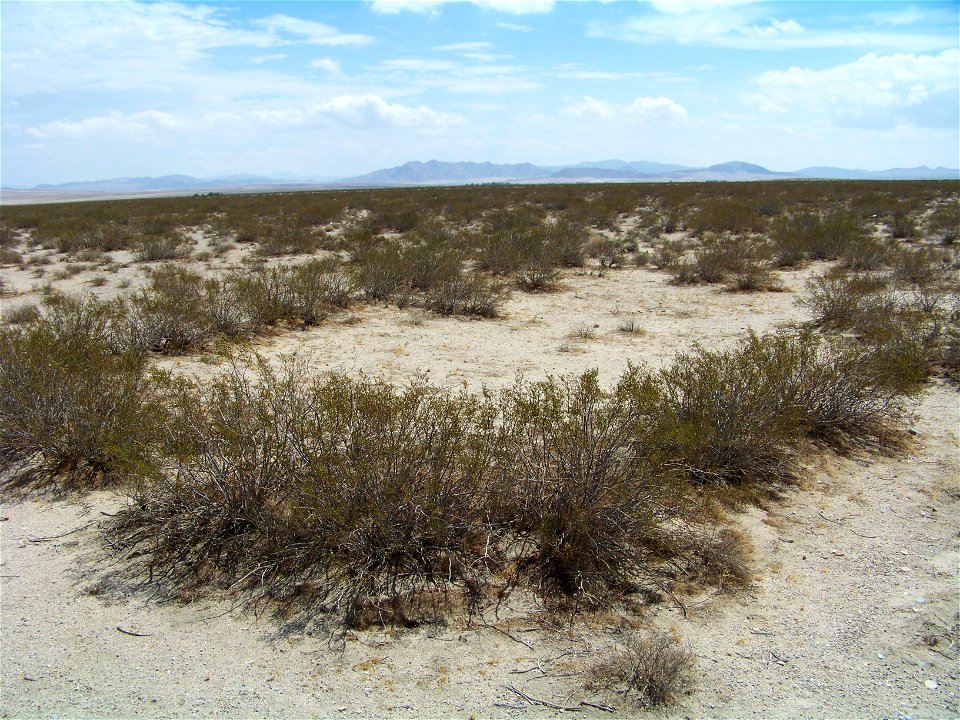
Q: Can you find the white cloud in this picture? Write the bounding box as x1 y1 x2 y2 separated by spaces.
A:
590 6 953 51
1 2 371 96
435 42 493 52
749 50 959 128
27 110 186 139
27 96 464 140
563 96 688 124
257 14 373 46
250 54 289 65
371 0 554 14
310 58 342 74
303 94 464 128
645 0 756 14
496 22 532 32
382 58 458 71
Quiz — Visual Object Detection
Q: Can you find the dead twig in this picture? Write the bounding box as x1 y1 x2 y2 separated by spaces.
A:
486 623 535 651
116 626 152 637
507 684 582 712
579 699 616 712
27 522 93 543
817 510 877 539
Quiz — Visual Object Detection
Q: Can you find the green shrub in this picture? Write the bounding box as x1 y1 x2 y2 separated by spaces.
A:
889 210 918 239
0 318 161 488
687 198 763 235
802 270 892 330
134 232 187 262
425 274 507 317
3 303 41 325
926 200 959 244
494 371 681 603
127 265 213 353
112 364 499 626
354 244 409 301
651 239 687 270
515 260 561 292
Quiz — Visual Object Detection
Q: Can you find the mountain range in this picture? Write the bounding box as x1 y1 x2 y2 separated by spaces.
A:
12 160 959 194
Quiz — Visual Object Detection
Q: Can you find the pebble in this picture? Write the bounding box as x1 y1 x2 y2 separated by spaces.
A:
924 679 938 690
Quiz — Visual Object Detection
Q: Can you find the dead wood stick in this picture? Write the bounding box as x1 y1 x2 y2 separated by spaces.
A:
486 623 535 651
817 511 878 538
507 684 582 712
116 626 152 637
27 522 93 543
579 700 616 713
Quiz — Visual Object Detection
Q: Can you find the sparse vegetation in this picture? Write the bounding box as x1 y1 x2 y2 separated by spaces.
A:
1 180 955 656
586 630 695 708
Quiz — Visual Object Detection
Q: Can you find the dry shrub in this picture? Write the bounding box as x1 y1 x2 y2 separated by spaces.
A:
687 198 763 235
134 232 187 262
515 260 561 292
127 265 212 353
493 371 684 604
0 316 161 489
651 238 687 269
112 363 500 627
425 274 508 317
586 630 695 708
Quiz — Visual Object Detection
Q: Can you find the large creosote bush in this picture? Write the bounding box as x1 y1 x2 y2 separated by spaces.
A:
113 362 501 626
635 329 907 491
493 370 683 603
0 318 161 489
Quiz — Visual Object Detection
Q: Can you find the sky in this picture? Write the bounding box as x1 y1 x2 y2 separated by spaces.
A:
1 0 958 186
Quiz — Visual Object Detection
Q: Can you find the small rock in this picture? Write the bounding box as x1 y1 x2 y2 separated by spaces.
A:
925 679 938 690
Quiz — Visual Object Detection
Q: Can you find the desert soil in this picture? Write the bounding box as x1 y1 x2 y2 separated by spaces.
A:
1 255 958 719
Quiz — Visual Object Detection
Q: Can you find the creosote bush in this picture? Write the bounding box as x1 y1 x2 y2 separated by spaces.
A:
0 316 161 489
113 363 500 626
493 371 685 604
586 630 695 708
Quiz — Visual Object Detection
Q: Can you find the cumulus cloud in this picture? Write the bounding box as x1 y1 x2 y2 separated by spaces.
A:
298 94 463 128
27 95 464 140
27 110 185 139
310 58 342 74
563 96 688 124
749 49 959 128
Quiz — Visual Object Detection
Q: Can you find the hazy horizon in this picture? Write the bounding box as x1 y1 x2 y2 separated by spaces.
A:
2 0 958 187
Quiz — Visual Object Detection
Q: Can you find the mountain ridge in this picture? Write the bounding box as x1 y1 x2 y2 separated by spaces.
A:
13 160 959 193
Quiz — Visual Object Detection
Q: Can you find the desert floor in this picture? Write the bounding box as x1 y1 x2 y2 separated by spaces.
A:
1 241 958 719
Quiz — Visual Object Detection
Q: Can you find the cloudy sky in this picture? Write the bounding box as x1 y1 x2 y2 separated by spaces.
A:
2 0 957 186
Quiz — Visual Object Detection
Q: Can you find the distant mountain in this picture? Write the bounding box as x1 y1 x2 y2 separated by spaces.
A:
31 173 308 193
797 165 958 180
16 160 958 196
550 167 654 180
704 161 784 176
342 160 549 185
557 159 692 174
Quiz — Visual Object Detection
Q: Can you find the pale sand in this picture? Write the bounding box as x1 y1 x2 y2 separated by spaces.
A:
1 237 958 718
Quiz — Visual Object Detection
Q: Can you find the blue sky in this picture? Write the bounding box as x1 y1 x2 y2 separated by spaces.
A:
1 0 957 186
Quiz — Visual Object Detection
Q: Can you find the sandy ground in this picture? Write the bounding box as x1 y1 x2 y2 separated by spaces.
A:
1 240 958 719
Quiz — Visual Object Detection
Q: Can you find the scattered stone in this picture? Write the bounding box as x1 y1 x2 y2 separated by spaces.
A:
924 679 938 690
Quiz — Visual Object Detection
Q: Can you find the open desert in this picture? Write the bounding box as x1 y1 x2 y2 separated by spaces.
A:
1 180 958 719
